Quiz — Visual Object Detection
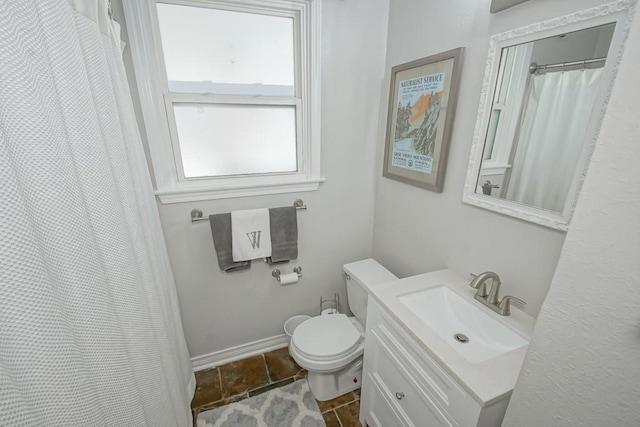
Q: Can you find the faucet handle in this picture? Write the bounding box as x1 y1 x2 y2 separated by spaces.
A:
498 296 526 315
469 273 488 298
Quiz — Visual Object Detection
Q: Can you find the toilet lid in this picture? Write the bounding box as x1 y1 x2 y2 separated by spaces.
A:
292 314 361 360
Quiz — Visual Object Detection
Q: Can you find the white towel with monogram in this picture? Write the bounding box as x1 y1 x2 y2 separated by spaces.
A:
231 208 272 261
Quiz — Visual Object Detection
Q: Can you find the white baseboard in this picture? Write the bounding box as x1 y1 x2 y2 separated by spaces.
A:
191 334 289 372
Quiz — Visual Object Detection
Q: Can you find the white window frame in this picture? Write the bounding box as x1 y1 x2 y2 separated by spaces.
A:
480 43 533 174
123 0 323 203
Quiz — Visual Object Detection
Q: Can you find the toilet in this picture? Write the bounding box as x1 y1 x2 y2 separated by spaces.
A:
289 259 397 401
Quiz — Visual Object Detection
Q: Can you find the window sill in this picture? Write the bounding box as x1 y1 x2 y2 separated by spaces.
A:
480 163 511 175
155 177 326 204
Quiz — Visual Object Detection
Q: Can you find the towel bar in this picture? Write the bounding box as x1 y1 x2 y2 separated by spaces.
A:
190 199 307 223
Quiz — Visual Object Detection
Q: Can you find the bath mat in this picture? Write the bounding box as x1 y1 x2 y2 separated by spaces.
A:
197 380 325 427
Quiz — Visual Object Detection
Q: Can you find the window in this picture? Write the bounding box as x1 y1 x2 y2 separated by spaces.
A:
480 43 532 170
123 0 322 202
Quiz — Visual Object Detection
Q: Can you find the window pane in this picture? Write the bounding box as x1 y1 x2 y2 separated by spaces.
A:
483 109 501 160
173 104 297 178
496 49 510 103
156 3 295 96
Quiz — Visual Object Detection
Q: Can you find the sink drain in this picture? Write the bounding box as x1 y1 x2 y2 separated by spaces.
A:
454 333 469 344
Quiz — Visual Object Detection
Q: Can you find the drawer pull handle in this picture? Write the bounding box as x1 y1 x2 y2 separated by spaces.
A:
395 392 405 400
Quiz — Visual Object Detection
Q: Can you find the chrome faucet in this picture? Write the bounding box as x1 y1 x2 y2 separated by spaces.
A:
469 271 525 316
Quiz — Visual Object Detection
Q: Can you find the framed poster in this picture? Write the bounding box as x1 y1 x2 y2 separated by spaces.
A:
383 48 464 192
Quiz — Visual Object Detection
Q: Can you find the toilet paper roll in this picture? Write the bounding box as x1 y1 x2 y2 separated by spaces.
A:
278 272 299 285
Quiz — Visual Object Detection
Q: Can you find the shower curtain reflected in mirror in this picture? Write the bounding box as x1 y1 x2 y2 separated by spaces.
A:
506 68 603 213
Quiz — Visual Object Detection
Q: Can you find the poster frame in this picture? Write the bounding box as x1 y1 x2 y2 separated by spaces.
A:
383 48 465 192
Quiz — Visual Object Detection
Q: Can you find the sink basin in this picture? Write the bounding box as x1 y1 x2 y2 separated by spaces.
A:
398 286 529 364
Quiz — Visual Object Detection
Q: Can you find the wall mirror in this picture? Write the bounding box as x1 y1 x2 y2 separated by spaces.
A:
463 1 634 231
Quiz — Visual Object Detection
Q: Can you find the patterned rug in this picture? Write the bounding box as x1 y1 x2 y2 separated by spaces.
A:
197 380 325 427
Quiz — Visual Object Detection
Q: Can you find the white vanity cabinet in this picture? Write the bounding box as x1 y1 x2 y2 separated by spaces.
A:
360 299 510 427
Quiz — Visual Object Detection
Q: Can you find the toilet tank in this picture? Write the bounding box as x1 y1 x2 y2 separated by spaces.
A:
343 259 397 328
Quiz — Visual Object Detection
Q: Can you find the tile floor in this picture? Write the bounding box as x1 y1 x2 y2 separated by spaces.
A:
191 347 363 427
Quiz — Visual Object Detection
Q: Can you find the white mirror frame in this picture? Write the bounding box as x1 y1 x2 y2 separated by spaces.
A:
463 0 635 231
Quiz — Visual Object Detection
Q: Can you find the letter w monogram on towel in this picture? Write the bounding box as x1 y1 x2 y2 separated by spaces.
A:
231 209 272 261
245 231 263 249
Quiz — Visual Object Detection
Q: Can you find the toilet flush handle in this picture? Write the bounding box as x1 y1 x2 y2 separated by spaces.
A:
343 272 351 280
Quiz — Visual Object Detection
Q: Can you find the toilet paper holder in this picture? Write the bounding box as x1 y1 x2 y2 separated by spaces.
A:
272 266 302 283
320 293 341 315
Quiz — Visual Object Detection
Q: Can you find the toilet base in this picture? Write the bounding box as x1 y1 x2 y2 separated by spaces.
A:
307 357 364 401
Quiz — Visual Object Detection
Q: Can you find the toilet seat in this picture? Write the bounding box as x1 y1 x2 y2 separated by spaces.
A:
291 314 361 361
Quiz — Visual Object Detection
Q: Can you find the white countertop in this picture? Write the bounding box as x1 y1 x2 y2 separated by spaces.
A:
368 268 536 407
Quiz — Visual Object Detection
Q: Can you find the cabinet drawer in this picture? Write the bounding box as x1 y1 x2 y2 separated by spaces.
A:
372 303 480 425
362 374 407 427
368 330 454 426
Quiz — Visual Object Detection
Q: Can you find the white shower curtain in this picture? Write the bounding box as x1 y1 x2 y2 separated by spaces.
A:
506 68 603 213
0 1 194 426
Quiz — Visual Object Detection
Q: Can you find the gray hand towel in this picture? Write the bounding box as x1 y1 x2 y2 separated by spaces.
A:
267 206 298 263
209 213 251 272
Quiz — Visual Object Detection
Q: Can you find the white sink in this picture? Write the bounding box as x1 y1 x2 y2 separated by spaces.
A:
398 285 529 364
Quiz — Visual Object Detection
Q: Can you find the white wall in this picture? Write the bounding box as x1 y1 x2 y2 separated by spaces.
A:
114 0 390 359
530 24 615 65
370 0 627 317
491 0 529 13
504 7 640 425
